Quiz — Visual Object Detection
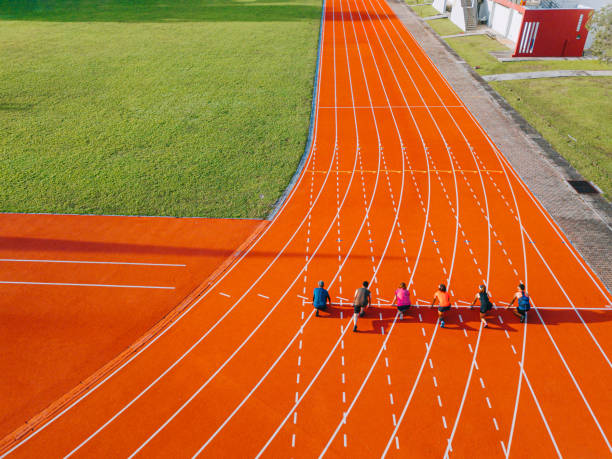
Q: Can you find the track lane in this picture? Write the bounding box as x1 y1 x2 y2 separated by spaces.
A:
3 0 612 457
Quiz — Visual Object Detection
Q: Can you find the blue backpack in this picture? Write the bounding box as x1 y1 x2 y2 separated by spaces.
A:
518 293 530 311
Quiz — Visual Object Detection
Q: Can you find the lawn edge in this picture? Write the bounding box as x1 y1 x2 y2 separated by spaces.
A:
266 0 326 221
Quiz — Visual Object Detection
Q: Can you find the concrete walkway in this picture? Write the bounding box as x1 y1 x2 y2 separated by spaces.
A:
423 13 448 19
484 70 612 81
387 0 612 290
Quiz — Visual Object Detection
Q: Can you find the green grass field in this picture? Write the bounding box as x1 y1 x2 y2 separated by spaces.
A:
410 4 439 18
0 0 321 218
427 17 462 36
492 77 612 199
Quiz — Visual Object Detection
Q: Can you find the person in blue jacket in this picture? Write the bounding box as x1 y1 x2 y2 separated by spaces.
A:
313 280 331 317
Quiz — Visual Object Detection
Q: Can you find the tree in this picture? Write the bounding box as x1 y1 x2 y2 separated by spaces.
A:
587 5 612 63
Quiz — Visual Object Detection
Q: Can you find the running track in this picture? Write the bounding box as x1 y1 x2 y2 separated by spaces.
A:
2 0 611 456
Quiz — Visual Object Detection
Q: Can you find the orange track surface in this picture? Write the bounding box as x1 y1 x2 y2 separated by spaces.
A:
0 214 264 441
2 0 611 456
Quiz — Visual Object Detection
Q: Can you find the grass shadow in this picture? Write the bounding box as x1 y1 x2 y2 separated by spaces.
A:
0 102 34 110
0 0 322 22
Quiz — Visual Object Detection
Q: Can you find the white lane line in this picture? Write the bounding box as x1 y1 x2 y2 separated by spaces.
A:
0 258 186 267
381 321 440 458
3 31 333 453
533 305 612 452
257 293 270 299
219 292 230 297
443 322 484 458
521 226 611 368
0 281 174 289
194 13 398 455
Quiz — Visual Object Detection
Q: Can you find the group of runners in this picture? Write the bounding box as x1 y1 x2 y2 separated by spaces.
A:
312 280 531 331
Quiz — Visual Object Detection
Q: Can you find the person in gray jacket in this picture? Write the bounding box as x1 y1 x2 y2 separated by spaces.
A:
352 281 371 332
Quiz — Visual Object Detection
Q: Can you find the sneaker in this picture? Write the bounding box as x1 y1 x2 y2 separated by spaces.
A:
353 325 357 332
315 310 319 317
440 320 445 328
483 322 488 328
399 313 403 320
520 316 525 323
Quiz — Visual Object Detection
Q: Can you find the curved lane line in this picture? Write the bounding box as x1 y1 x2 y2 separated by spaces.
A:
3 4 332 457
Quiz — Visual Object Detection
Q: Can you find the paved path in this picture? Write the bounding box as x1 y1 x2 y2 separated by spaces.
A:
484 70 612 81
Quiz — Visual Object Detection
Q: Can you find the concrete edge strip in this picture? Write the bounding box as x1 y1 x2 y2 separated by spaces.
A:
266 0 326 221
483 70 612 82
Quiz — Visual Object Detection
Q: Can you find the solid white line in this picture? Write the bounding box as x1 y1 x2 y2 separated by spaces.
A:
443 322 484 458
533 305 612 452
381 320 439 458
519 362 562 457
521 226 611 367
0 0 332 453
0 258 186 267
137 3 386 455
0 281 174 289
505 312 528 457
249 0 412 453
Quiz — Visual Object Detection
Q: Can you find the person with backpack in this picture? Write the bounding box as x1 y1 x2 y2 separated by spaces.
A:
431 283 451 328
506 283 530 323
312 280 331 317
352 281 371 332
470 284 494 328
391 282 411 319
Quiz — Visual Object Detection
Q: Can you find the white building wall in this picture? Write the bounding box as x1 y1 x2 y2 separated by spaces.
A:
491 3 511 35
433 0 447 14
508 9 524 41
450 2 468 31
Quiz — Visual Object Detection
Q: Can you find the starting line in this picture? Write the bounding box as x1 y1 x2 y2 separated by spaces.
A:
302 301 611 310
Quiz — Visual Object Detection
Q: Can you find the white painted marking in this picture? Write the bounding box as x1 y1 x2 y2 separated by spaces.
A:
486 397 492 409
0 258 186 267
480 378 485 389
343 434 347 447
0 281 174 290
389 393 394 405
433 376 437 387
463 329 468 338
442 416 447 429
493 418 499 430
437 395 442 407
292 434 296 447
387 375 392 385
429 359 433 369
468 343 473 353
511 345 517 354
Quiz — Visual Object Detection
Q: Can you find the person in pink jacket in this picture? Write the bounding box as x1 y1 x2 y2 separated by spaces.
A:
392 282 411 319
